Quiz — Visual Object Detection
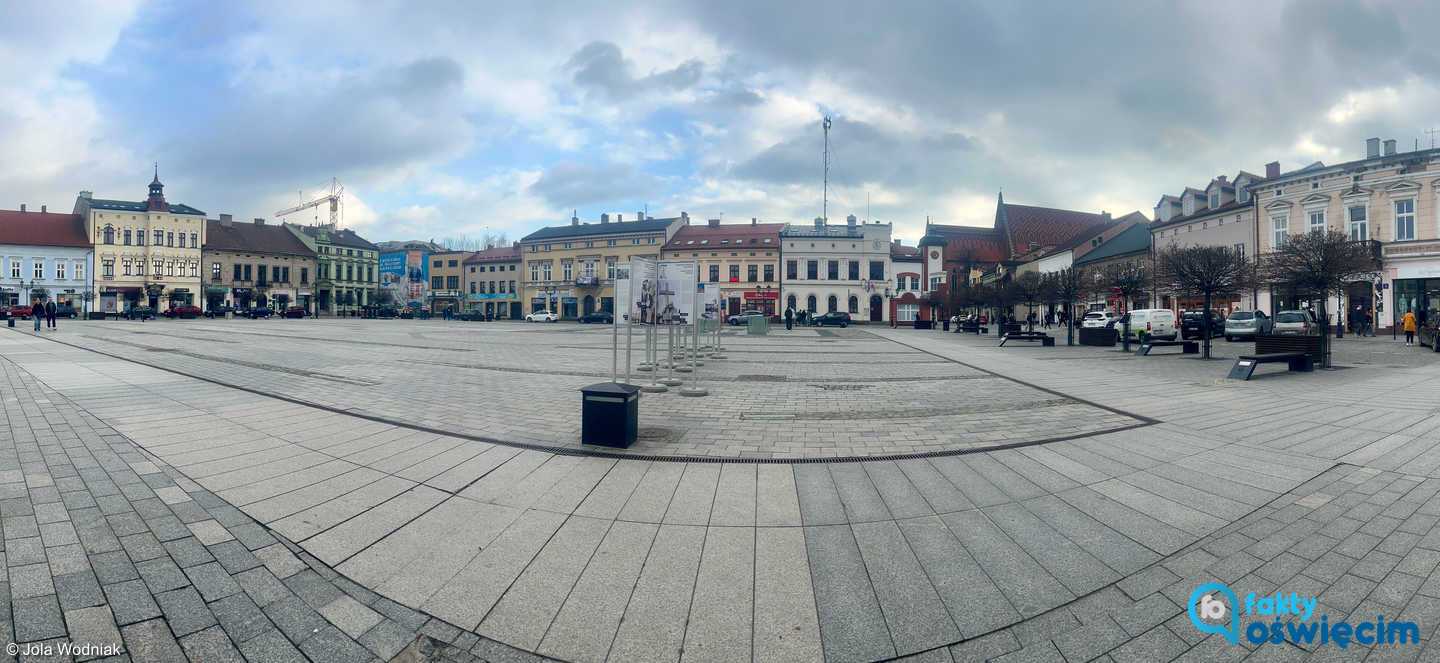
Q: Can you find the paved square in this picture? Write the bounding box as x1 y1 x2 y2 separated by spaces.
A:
6 320 1440 661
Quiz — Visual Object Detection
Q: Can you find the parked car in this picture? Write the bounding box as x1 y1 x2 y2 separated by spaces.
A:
206 305 236 318
125 306 154 320
1180 311 1226 339
162 305 203 319
284 306 307 319
54 303 77 319
245 307 274 319
375 306 400 319
812 311 851 327
1272 310 1319 336
726 309 765 325
1081 311 1117 328
1223 310 1272 340
1111 309 1177 341
526 310 559 322
578 311 613 324
8 305 34 319
1419 315 1440 352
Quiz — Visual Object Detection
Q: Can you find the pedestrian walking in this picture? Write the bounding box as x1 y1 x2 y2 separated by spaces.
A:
784 306 794 331
32 302 41 333
45 300 56 330
1403 309 1418 346
1364 309 1374 336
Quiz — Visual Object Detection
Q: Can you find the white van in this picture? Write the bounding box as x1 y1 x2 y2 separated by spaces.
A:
1119 309 1177 341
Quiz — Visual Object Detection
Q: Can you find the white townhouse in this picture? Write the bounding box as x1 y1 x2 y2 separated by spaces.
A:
780 215 893 322
0 207 95 313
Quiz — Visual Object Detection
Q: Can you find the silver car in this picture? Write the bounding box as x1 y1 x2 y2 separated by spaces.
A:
1272 310 1320 336
1223 310 1272 340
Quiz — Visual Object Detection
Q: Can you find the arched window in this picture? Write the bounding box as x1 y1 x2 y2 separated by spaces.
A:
123 229 131 245
827 295 838 312
806 295 816 312
102 225 114 245
786 294 796 311
848 295 858 314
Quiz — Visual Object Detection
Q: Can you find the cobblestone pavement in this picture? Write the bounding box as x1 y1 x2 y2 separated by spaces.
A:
41 319 1145 459
5 322 1440 661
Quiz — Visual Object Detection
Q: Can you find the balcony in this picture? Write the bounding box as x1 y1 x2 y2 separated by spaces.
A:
575 276 599 287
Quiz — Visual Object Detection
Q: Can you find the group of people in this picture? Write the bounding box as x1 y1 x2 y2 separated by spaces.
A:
782 307 811 330
1348 305 1376 338
29 300 60 332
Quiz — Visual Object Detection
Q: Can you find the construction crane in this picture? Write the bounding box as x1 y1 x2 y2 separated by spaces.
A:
275 178 344 227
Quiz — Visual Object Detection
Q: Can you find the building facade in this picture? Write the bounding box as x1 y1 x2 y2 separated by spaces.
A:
377 240 443 307
0 208 94 312
203 215 318 312
1073 222 1154 312
889 240 924 323
1252 138 1440 331
661 219 784 317
780 215 892 322
285 224 380 315
463 245 521 319
519 213 687 320
428 251 468 313
1151 171 1260 314
74 175 206 313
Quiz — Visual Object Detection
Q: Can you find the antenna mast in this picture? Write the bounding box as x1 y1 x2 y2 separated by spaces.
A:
822 116 832 223
1426 128 1440 149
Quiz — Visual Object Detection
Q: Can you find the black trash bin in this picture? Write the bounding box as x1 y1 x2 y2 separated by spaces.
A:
581 382 641 448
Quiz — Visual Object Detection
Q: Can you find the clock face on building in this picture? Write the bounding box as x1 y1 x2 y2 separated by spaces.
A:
931 250 939 259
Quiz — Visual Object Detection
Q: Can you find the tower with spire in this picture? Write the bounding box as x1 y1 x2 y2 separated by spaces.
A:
146 163 168 212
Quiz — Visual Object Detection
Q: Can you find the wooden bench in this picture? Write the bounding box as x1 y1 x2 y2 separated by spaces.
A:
1000 332 1054 347
1227 351 1313 380
958 322 989 335
1138 340 1199 356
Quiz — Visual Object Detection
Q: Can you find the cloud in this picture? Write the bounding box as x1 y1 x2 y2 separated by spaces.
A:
566 41 704 99
528 162 663 208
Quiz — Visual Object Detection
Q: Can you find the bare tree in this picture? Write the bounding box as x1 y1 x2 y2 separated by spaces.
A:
1048 267 1089 346
1264 230 1380 367
1155 245 1259 359
1097 259 1148 351
441 232 510 251
1013 271 1046 332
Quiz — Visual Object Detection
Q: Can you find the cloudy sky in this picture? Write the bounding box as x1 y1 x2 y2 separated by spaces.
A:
3 0 1437 244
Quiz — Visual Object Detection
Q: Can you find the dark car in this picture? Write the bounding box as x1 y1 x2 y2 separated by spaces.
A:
163 305 203 319
457 310 487 321
578 311 614 324
125 306 155 320
812 311 851 327
283 306 307 319
206 305 236 318
53 303 77 319
376 306 400 319
245 307 274 319
1180 311 1225 339
1420 314 1440 352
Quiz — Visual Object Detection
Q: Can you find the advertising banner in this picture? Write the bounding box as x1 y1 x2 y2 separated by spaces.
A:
658 260 696 325
628 257 658 322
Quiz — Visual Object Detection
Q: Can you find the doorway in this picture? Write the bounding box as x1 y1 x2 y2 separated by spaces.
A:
870 295 882 322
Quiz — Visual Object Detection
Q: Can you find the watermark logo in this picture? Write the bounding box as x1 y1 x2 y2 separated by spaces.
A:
1187 581 1419 649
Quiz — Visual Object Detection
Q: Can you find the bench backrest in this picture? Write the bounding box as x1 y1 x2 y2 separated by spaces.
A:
1255 334 1323 361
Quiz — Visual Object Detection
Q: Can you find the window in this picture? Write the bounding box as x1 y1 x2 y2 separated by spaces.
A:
367 266 373 282
807 260 818 280
243 264 251 281
154 230 163 245
846 261 859 280
102 259 113 278
748 264 758 282
9 260 18 279
607 239 616 247
806 295 816 312
1308 210 1326 234
709 264 720 282
135 260 144 276
870 261 884 280
234 264 243 281
212 263 221 280
562 242 572 249
509 280 516 293
190 262 198 277
1235 244 1246 259
123 259 132 277
786 260 797 280
469 282 476 294
848 295 858 314
123 229 132 245
56 261 66 280
896 276 905 291
1237 186 1249 204
1348 205 1368 241
930 275 943 291
74 262 83 282
135 230 144 246
432 276 443 289
167 231 174 247
827 260 839 279
300 267 308 284
606 258 616 280
582 261 595 278
530 262 540 282
346 264 353 281
729 265 740 282
33 260 44 279
447 276 460 289
154 260 163 277
911 276 921 290
562 260 573 281
897 303 918 322
448 260 458 267
257 264 267 284
102 226 115 244
826 295 838 312
167 261 176 277
1396 199 1416 241
281 267 289 283
542 262 552 281
190 233 198 248
1271 215 1288 248
272 266 281 283
764 264 774 282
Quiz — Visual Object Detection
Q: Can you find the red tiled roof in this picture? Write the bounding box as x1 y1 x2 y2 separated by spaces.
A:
205 219 316 257
463 246 520 263
0 211 89 248
662 222 784 251
890 243 922 260
1000 203 1111 257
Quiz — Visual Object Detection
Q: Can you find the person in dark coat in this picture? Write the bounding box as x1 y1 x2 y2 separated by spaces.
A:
45 300 56 329
784 306 794 331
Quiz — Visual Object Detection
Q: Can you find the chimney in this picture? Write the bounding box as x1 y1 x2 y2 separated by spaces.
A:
40 205 46 213
1384 139 1397 156
1265 161 1280 178
19 204 25 212
751 217 757 226
78 191 92 200
814 216 825 230
1101 211 1111 220
253 218 266 225
638 211 645 222
617 214 623 222
1216 175 1228 184
571 214 579 226
681 212 689 224
219 214 233 226
600 213 609 224
1367 137 1381 158
707 218 720 228
846 214 857 227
